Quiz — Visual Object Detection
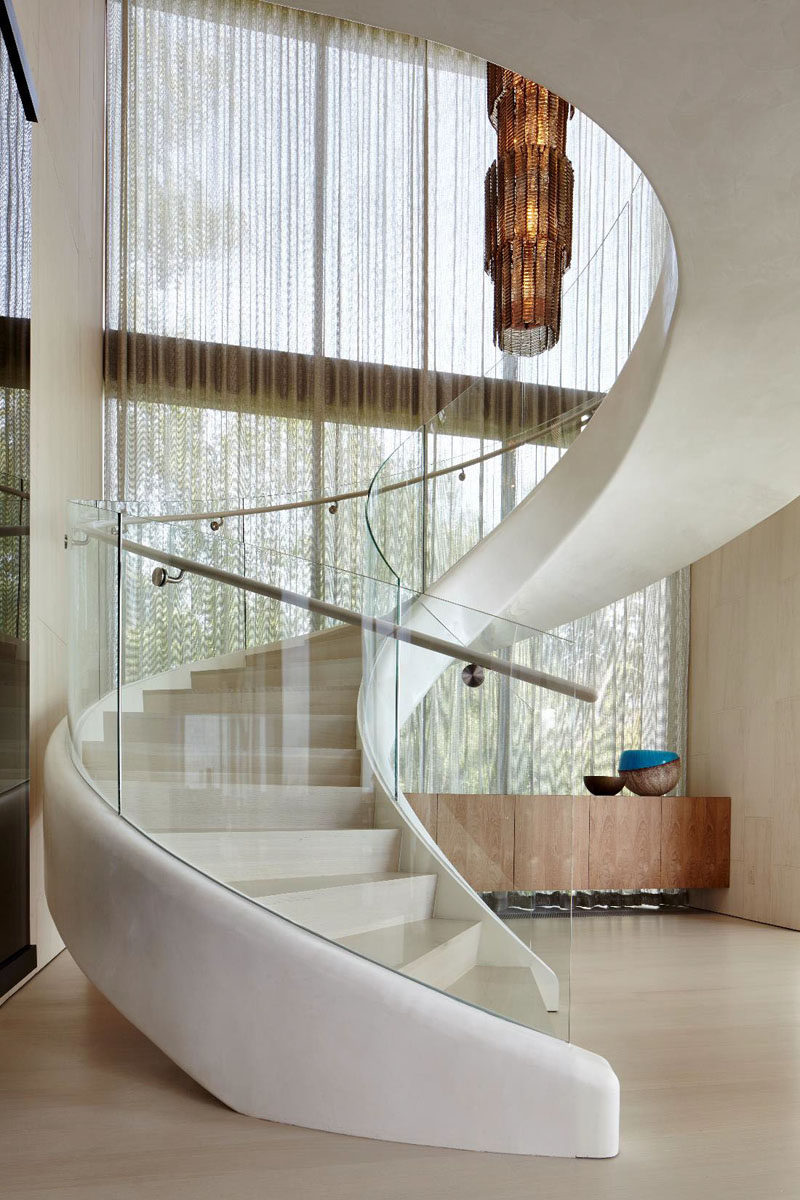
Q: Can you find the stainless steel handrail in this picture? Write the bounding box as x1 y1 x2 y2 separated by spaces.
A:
124 396 598 528
83 522 597 703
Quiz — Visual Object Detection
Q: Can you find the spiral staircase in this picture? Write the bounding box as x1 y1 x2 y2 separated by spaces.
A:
39 25 691 1158
81 621 555 1025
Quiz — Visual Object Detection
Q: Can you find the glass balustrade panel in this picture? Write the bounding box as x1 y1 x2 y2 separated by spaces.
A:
65 500 123 810
0 475 29 795
101 519 585 1041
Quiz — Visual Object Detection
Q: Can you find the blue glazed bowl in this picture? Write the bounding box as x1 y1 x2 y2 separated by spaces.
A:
618 749 680 796
618 749 678 772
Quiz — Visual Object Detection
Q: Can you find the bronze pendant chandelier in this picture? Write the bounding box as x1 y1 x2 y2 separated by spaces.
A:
485 65 574 355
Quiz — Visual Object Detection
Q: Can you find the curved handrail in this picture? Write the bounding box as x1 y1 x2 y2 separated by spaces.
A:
121 190 645 536
124 393 600 529
86 522 597 702
118 186 640 537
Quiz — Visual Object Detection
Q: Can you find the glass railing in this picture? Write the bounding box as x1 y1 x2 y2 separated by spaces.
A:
65 505 592 1042
348 173 669 1040
365 373 597 593
366 173 669 592
0 475 29 643
0 474 29 793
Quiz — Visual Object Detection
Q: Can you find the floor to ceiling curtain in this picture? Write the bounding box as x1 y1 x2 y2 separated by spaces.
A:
0 44 30 641
105 0 689 791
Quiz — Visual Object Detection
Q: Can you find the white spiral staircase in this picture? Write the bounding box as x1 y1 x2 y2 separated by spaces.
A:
46 567 617 1155
38 10 701 1158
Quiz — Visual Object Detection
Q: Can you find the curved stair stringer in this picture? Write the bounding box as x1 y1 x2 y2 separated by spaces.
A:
45 718 619 1157
425 230 679 634
361 232 679 771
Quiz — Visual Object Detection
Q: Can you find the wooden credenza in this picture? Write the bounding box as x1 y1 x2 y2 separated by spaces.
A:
406 793 730 892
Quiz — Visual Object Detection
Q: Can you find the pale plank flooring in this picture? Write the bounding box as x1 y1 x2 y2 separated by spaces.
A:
2 912 800 1199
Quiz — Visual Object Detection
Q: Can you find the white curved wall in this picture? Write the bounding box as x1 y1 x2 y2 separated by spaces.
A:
280 0 800 626
45 719 619 1157
429 234 679 630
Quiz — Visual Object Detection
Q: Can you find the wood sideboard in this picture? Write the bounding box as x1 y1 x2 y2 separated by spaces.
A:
406 793 731 893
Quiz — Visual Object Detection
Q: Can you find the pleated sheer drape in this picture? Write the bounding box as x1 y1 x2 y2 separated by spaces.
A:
0 40 30 486
0 44 30 641
105 0 688 792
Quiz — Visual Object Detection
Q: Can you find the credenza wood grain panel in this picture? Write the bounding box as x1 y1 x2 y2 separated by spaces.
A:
661 796 731 888
400 794 730 891
405 793 437 840
436 794 515 891
514 795 591 890
589 796 662 889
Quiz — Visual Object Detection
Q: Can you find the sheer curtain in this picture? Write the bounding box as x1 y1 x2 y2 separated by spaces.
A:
105 0 660 504
0 43 30 641
105 0 688 787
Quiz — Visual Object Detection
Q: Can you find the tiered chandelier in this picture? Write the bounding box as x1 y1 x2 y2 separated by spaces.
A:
484 65 574 355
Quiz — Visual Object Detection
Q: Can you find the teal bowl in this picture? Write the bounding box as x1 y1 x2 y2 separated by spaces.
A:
618 750 681 797
618 749 678 772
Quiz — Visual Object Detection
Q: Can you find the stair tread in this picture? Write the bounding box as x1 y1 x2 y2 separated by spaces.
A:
241 870 439 938
147 683 360 696
121 780 374 832
238 871 433 898
155 828 400 883
120 711 355 727
446 965 551 1032
89 744 361 760
119 782 372 799
161 828 394 845
91 768 362 787
114 709 357 749
339 918 477 970
190 658 363 690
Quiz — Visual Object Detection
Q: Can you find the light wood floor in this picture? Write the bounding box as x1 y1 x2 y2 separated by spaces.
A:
2 911 799 1199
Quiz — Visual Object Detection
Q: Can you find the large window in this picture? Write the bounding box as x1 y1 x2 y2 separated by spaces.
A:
106 0 658 501
106 0 687 793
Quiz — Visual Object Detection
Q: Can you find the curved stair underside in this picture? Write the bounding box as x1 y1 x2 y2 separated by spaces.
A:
286 0 800 630
47 620 619 1157
46 713 618 1157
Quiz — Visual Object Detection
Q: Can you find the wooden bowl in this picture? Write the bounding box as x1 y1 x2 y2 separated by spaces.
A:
583 775 624 796
619 757 681 796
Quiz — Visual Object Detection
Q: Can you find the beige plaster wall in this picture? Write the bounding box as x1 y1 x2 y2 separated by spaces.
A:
689 495 800 927
11 0 105 991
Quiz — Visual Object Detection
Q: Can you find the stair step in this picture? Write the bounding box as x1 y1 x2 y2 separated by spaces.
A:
244 629 362 667
191 656 363 692
119 782 374 831
241 872 438 939
155 828 401 882
446 966 551 1034
341 919 482 990
85 744 363 785
112 710 357 750
142 683 360 716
